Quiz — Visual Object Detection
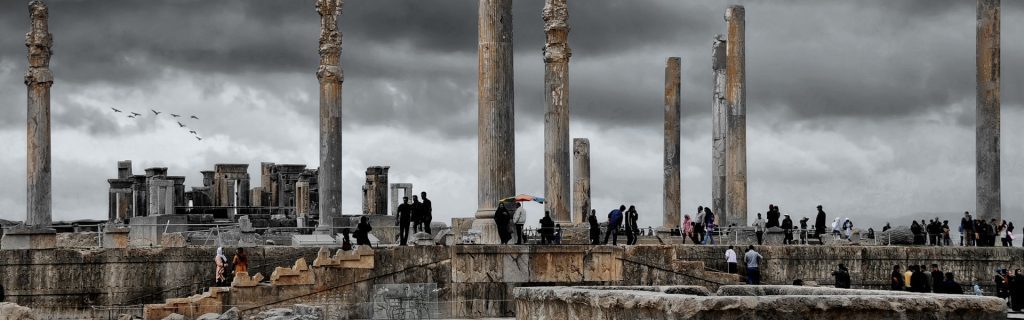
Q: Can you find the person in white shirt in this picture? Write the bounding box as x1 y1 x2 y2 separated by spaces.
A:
753 213 766 245
725 246 738 274
513 203 527 244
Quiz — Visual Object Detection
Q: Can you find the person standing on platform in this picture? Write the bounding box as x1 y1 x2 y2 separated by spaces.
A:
355 216 373 246
744 246 763 285
513 202 526 245
725 246 738 274
232 247 248 276
494 203 512 244
411 195 424 233
695 206 706 244
931 264 944 293
539 211 555 244
588 209 601 245
420 192 433 234
961 211 974 246
603 206 625 245
683 214 694 244
753 213 766 245
625 205 639 245
781 214 794 245
396 197 412 246
815 205 827 244
703 207 716 245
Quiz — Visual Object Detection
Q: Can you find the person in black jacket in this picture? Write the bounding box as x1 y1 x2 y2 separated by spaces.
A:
890 265 904 290
814 205 827 244
494 203 512 244
1010 269 1024 311
539 211 555 244
930 264 944 293
940 272 964 294
833 264 851 289
420 192 433 234
354 216 373 246
766 204 780 229
396 197 412 246
588 209 601 245
910 265 930 293
781 214 794 245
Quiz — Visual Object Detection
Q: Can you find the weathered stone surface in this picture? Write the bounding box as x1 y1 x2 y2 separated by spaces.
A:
159 232 187 247
230 271 264 288
56 232 99 248
976 0 1001 223
572 139 590 224
663 57 682 230
724 5 747 226
876 226 913 245
217 307 239 320
711 35 728 222
270 258 315 286
316 0 344 235
0 302 35 320
160 314 185 320
312 246 373 268
543 0 571 223
25 0 53 229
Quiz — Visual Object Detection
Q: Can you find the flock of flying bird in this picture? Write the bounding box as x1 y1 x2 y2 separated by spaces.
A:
109 107 204 141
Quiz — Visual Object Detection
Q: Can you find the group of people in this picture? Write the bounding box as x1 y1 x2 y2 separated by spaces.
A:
213 247 249 287
494 202 564 245
588 205 641 245
681 206 717 245
993 268 1024 311
958 211 1015 247
749 205 830 245
395 192 433 246
910 218 951 246
890 264 965 294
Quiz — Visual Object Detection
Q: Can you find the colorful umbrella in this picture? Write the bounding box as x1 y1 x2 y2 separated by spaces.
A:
500 194 545 204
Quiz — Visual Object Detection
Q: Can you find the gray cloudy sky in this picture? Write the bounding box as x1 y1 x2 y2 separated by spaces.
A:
0 0 1021 229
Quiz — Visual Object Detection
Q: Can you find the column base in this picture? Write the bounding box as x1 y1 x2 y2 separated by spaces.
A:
102 225 130 249
470 218 501 245
1 227 56 250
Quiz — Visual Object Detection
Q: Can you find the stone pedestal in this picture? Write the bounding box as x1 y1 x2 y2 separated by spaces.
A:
1 227 56 250
470 218 501 245
102 225 130 249
412 232 434 246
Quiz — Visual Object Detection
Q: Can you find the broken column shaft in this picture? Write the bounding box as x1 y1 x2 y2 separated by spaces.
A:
711 35 728 225
473 0 515 244
724 5 747 226
572 138 590 224
663 57 681 230
976 0 1000 222
316 0 344 234
543 0 571 223
25 0 53 228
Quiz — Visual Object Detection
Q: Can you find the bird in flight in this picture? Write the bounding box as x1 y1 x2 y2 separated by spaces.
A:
177 121 186 128
131 112 141 116
170 114 181 118
195 137 203 141
111 107 122 113
151 109 161 116
127 115 136 119
188 130 197 135
190 115 199 120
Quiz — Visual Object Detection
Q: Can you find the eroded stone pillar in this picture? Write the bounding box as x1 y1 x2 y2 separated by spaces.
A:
543 0 571 224
25 0 53 228
977 0 1000 222
711 35 728 225
663 57 681 230
316 0 344 234
473 0 515 244
362 166 389 216
724 5 747 226
572 138 590 224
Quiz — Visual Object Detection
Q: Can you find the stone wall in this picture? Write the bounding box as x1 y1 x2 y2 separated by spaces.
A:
1 245 1021 318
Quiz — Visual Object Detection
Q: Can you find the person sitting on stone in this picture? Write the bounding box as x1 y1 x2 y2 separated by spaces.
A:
354 216 373 246
832 264 851 289
940 272 964 294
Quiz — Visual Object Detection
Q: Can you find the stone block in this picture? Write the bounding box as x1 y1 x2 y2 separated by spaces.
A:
529 250 584 282
56 232 99 248
230 271 264 288
270 258 314 286
160 232 186 247
0 302 35 320
0 227 56 250
584 246 623 282
103 226 131 249
502 253 530 283
412 232 434 246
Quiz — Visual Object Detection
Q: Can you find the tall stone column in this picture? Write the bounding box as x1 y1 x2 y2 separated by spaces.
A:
977 0 1000 222
663 57 681 230
572 138 590 224
724 5 747 226
543 0 571 223
472 0 515 244
25 0 53 229
316 0 344 234
711 35 728 224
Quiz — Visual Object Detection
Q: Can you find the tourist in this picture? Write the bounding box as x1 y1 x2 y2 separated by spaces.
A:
725 246 738 273
355 216 372 246
539 211 555 244
753 213 765 245
743 246 762 285
799 217 810 244
628 206 640 245
340 228 352 250
494 202 512 244
396 197 412 246
781 214 794 245
841 218 853 240
1007 222 1015 247
961 212 974 246
941 272 964 294
1011 269 1024 311
411 195 424 233
991 219 1001 247
999 220 1009 246
891 265 904 290
766 204 780 229
815 205 827 243
930 264 943 293
648 226 655 237
832 264 851 289
420 192 433 234
215 247 228 286
624 205 638 245
588 209 601 244
695 210 706 244
232 247 248 275
910 265 929 293
910 220 924 245
942 220 951 246
996 269 1010 300
903 265 913 291
830 218 841 241
866 228 875 240
513 202 526 245
682 214 693 244
703 207 716 245
604 206 625 245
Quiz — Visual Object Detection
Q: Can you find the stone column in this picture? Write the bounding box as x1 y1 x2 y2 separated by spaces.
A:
25 0 53 228
724 5 747 226
711 35 728 224
543 0 571 224
663 57 681 230
473 0 515 244
572 138 590 224
316 0 344 234
977 0 1000 222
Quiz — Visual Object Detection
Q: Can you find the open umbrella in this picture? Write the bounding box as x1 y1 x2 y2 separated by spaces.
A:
500 194 545 204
